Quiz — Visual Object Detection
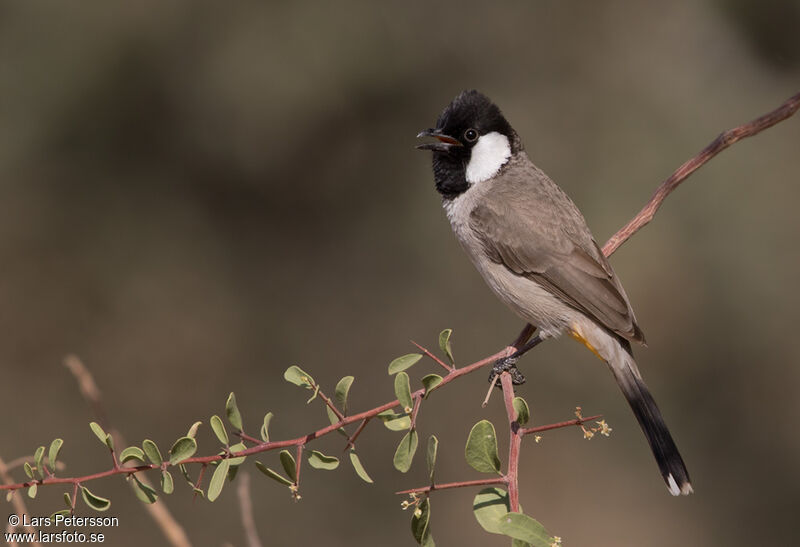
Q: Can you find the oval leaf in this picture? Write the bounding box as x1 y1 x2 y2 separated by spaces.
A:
421 374 443 398
81 486 111 511
208 459 230 502
284 365 314 388
27 484 37 499
169 437 197 465
89 422 107 446
465 420 501 474
388 353 422 375
130 475 158 504
393 430 419 473
411 496 432 545
186 421 203 439
394 372 414 412
438 328 455 364
120 446 146 464
226 392 243 431
512 397 530 426
496 512 552 546
210 415 228 445
142 440 163 466
377 410 411 432
260 412 274 442
334 376 354 414
473 487 511 534
48 438 64 469
255 461 293 486
23 462 33 479
161 470 174 494
308 450 339 470
279 450 296 480
426 435 439 483
34 446 45 478
348 450 373 484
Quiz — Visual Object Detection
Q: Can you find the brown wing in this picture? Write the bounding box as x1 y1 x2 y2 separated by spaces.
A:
469 166 645 343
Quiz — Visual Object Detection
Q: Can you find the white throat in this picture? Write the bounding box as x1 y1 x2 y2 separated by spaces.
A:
465 131 511 185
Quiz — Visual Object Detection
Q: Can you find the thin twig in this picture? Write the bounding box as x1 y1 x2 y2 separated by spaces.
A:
236 472 263 547
603 91 800 257
343 418 371 451
520 414 603 436
395 477 505 496
411 340 453 372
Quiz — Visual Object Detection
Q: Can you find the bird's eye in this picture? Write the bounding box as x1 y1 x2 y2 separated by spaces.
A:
464 128 479 142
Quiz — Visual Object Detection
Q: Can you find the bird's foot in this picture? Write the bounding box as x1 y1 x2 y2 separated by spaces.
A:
489 355 526 386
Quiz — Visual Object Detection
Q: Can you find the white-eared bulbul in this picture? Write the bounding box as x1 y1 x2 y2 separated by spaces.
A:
417 90 692 496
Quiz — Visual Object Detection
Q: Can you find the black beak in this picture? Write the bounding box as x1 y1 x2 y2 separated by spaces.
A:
415 128 463 152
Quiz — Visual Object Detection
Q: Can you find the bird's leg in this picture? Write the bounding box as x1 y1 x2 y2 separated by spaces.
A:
490 332 545 385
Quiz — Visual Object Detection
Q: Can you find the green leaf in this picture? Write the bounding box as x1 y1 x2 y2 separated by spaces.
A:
307 450 339 470
186 421 203 439
377 410 412 431
334 376 354 414
130 475 158 504
81 486 111 511
465 420 501 474
496 512 552 546
5 491 13 502
473 487 511 534
411 496 434 546
279 450 296 480
23 462 33 479
120 446 146 464
426 436 438 483
421 374 443 398
48 438 64 470
161 470 174 494
50 509 71 520
207 459 230 502
348 450 373 484
512 397 530 426
142 440 163 466
260 412 274 442
34 446 45 478
255 461 293 486
210 415 228 445
438 328 455 364
512 540 533 547
394 372 414 412
63 492 72 508
226 392 243 431
169 437 198 465
284 365 314 388
326 405 340 426
27 484 37 499
89 422 107 446
227 442 247 466
388 353 422 375
393 430 419 473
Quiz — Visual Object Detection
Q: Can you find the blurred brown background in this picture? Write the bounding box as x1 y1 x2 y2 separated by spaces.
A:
2 1 799 545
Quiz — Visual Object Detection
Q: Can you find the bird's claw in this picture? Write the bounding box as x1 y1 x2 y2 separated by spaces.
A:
489 355 526 386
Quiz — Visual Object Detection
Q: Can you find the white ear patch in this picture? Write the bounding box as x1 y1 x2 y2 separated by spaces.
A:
465 131 511 185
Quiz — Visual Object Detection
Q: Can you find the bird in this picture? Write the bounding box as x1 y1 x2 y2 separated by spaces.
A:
416 89 692 496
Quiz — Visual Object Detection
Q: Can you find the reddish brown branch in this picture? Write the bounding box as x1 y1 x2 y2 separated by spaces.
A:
520 414 602 436
602 91 800 257
395 477 505 496
500 373 521 513
343 417 371 451
411 340 453 372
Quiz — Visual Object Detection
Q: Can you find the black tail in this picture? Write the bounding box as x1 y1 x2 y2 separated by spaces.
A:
609 341 693 495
